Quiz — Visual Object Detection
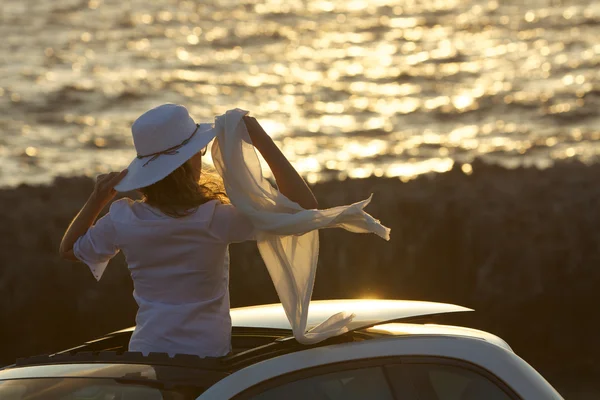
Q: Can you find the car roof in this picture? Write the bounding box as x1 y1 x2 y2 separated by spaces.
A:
6 300 522 397
366 323 513 351
109 299 472 335
0 328 518 400
5 300 476 377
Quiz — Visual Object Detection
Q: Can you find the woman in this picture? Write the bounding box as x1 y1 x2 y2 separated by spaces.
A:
59 103 317 357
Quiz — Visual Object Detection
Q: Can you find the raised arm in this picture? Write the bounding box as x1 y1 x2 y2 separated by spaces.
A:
59 170 127 260
243 116 318 210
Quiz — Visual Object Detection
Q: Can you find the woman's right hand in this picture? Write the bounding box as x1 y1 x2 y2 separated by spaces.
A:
243 115 271 147
243 115 266 134
241 115 318 209
242 115 257 127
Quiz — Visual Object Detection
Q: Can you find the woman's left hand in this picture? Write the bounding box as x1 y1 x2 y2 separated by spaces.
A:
91 169 128 205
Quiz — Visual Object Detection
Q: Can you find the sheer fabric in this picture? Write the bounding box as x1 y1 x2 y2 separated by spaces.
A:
212 109 391 344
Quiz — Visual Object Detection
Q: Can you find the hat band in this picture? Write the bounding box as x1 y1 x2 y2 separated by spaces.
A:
137 124 200 167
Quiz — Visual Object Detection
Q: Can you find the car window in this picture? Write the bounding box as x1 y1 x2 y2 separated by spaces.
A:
0 378 195 400
386 362 514 400
247 366 394 400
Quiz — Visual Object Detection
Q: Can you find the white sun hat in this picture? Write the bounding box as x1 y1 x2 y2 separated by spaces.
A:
114 103 216 192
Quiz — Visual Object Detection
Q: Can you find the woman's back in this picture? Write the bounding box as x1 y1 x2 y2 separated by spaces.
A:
74 198 255 357
117 199 228 303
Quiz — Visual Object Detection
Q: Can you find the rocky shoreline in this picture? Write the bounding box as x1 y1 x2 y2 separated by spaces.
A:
1 159 598 397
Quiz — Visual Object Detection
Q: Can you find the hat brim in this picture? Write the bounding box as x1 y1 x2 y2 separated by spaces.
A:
114 123 216 192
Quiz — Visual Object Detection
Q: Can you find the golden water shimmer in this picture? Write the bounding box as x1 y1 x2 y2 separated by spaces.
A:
0 0 598 186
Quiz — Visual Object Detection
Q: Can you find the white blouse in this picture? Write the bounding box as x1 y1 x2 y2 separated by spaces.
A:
73 198 255 357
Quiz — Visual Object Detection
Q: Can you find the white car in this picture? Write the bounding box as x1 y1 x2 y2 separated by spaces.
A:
0 299 563 399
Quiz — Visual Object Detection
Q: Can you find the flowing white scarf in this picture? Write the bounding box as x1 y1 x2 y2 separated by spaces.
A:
211 109 391 344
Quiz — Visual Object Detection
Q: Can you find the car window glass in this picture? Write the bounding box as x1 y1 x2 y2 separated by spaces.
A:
248 366 394 400
386 363 513 400
0 378 189 400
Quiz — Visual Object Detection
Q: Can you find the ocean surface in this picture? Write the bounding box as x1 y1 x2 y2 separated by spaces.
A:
1 0 599 187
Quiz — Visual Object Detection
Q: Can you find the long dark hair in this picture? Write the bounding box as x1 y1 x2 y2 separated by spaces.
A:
139 161 229 218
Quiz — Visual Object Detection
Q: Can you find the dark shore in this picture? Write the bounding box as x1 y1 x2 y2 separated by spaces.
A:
1 159 598 398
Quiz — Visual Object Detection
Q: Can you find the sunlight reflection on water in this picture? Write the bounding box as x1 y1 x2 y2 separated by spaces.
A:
0 0 599 186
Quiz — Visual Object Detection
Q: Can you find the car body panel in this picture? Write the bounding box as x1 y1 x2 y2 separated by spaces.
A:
197 335 562 400
367 322 513 352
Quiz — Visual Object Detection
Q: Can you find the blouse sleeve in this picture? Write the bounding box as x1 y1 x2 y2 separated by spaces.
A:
73 212 119 281
212 204 257 243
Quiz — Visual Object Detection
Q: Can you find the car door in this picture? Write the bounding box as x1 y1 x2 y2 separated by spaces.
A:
233 357 520 400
